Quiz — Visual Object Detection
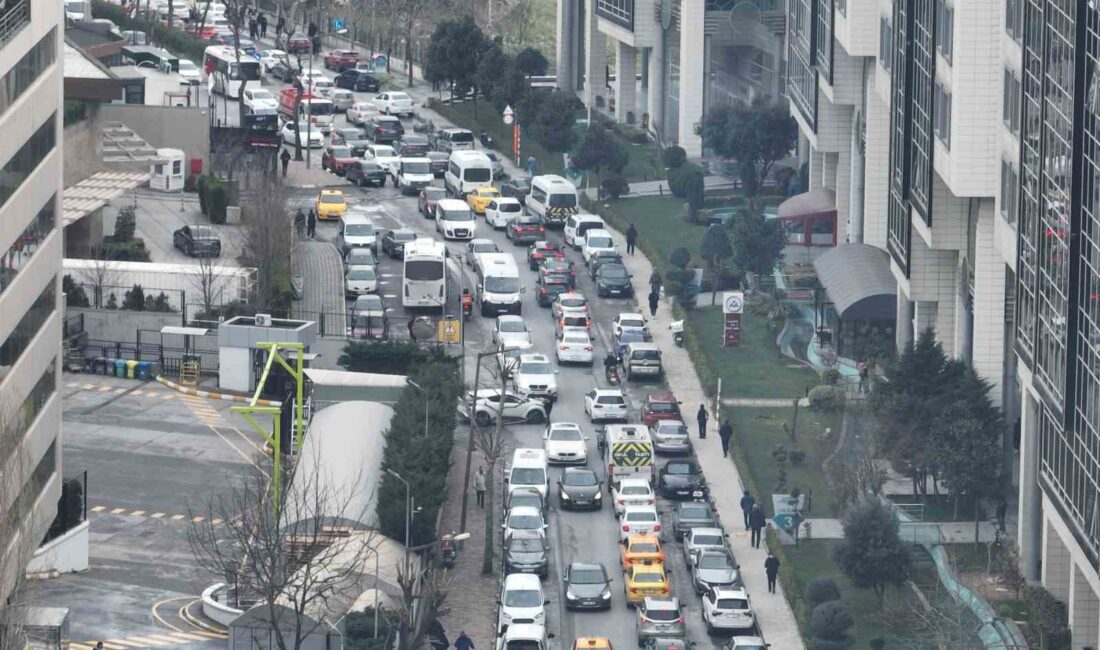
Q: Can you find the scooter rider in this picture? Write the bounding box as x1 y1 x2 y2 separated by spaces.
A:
461 288 473 317
603 352 619 382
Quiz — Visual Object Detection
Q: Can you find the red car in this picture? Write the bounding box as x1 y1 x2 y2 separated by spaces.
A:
321 145 358 176
526 240 563 269
419 187 446 219
284 32 311 53
323 49 360 71
640 392 682 427
187 24 219 39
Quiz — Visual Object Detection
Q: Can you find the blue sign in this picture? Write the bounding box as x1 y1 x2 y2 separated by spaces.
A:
332 18 345 30
773 512 803 531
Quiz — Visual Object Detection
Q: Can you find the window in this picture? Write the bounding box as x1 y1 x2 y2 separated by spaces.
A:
936 1 954 63
880 16 893 72
0 115 56 209
935 82 952 147
1001 159 1019 227
0 28 54 118
1005 0 1023 42
0 196 55 298
0 279 56 377
1004 68 1022 134
0 0 31 50
596 0 634 30
6 358 56 448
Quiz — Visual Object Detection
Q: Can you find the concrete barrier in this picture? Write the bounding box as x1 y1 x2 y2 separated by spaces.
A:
202 583 243 628
27 521 90 575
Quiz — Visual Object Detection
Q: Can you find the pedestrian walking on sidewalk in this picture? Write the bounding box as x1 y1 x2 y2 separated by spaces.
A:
696 404 709 439
996 496 1008 533
648 290 659 317
749 503 766 548
455 631 474 650
764 553 780 593
307 208 317 239
739 491 755 529
259 13 267 38
474 467 487 508
527 155 537 177
280 148 291 177
626 224 638 255
719 419 733 456
649 270 662 295
276 15 285 36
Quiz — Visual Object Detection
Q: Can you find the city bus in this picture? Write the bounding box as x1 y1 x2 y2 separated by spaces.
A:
402 238 448 310
203 45 261 99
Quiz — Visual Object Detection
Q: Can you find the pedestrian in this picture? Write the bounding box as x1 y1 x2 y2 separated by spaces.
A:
764 553 780 593
857 359 869 393
276 15 285 36
649 270 662 295
249 18 256 39
95 644 104 650
527 155 537 177
308 21 318 37
474 467 487 508
626 224 638 255
696 404 708 439
454 631 474 650
407 317 416 339
648 290 659 317
996 496 1008 533
749 503 766 548
541 397 554 419
718 418 733 456
739 491 755 530
258 13 267 38
280 148 291 177
307 207 317 239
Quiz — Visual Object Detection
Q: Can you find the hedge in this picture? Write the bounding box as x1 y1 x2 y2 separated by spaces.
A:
92 0 213 63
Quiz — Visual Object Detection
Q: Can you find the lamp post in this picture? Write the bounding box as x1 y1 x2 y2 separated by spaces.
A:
387 468 411 564
502 105 516 167
406 379 430 439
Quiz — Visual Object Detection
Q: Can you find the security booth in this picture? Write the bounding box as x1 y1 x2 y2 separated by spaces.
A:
217 315 317 393
812 244 897 359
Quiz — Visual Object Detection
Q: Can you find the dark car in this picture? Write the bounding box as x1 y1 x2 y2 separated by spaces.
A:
557 468 603 510
173 225 221 257
563 562 612 610
323 49 359 71
321 145 357 175
330 127 371 157
345 160 387 187
366 115 404 143
536 274 571 307
508 215 546 245
504 487 547 515
673 500 718 537
419 186 446 218
526 240 562 269
501 177 532 202
658 460 706 499
397 134 430 157
268 59 298 83
596 263 633 297
283 31 311 53
502 529 549 577
589 250 624 280
539 258 575 288
335 68 381 92
426 151 449 177
642 638 691 650
381 228 418 259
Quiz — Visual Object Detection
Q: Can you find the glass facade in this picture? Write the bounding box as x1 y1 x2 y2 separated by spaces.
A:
0 29 55 119
815 0 834 83
0 196 55 298
787 0 818 129
0 279 56 380
0 115 56 210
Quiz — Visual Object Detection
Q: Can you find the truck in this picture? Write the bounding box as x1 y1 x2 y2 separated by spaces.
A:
387 157 434 195
277 88 335 133
63 259 256 314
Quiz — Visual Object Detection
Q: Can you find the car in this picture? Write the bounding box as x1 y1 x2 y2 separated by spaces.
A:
584 388 628 422
563 562 612 610
418 186 446 218
466 186 501 215
308 77 335 98
323 49 359 71
613 330 647 362
457 388 547 425
177 58 201 84
691 548 742 594
396 134 430 157
381 229 418 258
173 225 221 257
321 145 358 175
535 274 571 308
641 638 692 650
513 353 558 401
346 101 379 125
596 263 633 297
280 121 324 148
344 265 378 297
314 189 348 220
540 257 576 287
503 529 549 578
582 229 617 263
612 478 656 517
543 422 587 465
682 528 728 566
613 313 651 340
651 420 691 455
345 160 387 187
259 49 287 72
366 115 404 143
364 143 398 169
282 32 312 53
330 127 371 156
701 587 755 634
620 533 664 571
658 460 707 499
465 239 499 265
336 69 381 92
641 392 682 427
557 467 602 509
485 150 507 178
268 59 298 83
673 500 718 538
728 637 768 650
426 150 449 177
375 91 414 116
507 216 546 245
502 505 548 540
554 314 591 339
484 197 522 229
551 292 589 321
344 247 378 268
636 597 686 644
330 89 355 112
350 294 386 339
492 315 532 349
504 487 546 516
500 177 531 202
526 240 562 269
589 250 624 280
497 573 546 634
624 562 670 606
236 38 258 56
556 329 594 365
620 504 662 542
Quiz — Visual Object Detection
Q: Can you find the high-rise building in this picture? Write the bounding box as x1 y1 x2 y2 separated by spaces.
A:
0 0 64 601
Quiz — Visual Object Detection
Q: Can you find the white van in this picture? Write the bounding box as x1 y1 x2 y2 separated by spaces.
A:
477 253 523 316
525 175 580 226
507 448 549 499
337 214 377 256
564 213 606 249
444 150 493 197
435 198 476 240
582 228 617 264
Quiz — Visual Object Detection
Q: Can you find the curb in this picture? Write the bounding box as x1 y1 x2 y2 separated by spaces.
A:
181 599 229 637
155 376 282 407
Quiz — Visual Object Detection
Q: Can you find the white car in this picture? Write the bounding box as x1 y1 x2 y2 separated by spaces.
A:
259 49 288 72
375 91 414 116
582 229 617 264
297 70 327 88
552 292 590 320
243 87 278 113
344 265 378 297
364 143 399 170
702 587 755 633
584 388 628 422
347 101 379 125
513 354 558 402
485 197 524 229
619 504 662 542
556 329 594 365
543 422 588 465
682 528 728 566
493 315 532 350
502 505 547 540
612 312 651 340
457 389 547 425
177 58 201 84
435 199 476 241
331 89 355 112
308 77 335 98
612 477 655 517
280 121 324 148
497 573 546 634
466 239 499 265
729 637 768 650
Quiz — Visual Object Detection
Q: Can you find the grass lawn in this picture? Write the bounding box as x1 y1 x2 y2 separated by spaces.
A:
593 196 699 269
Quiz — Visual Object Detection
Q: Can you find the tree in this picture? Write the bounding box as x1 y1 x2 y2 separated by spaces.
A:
476 41 527 114
63 274 90 308
424 17 487 109
121 284 146 311
834 498 911 607
237 183 294 312
699 224 733 304
571 124 629 183
729 208 786 276
79 246 117 309
702 97 798 197
192 254 228 318
514 47 548 77
929 392 1004 538
518 89 582 153
685 169 705 220
477 355 514 575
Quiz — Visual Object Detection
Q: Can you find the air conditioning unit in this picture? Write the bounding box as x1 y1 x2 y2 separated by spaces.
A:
254 313 273 327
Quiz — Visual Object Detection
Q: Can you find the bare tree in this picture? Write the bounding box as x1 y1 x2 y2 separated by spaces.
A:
395 556 451 650
236 183 293 312
875 582 985 649
478 356 516 575
191 254 228 319
827 448 888 517
79 246 118 309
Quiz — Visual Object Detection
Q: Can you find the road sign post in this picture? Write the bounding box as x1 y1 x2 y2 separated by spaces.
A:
438 319 461 344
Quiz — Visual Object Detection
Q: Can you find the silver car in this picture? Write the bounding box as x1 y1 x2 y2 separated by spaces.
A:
682 527 728 566
691 548 742 593
651 420 690 454
636 597 686 645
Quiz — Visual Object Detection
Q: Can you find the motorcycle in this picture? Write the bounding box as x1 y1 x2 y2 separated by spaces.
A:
461 298 473 321
605 364 621 385
670 320 685 347
479 130 494 148
439 532 457 568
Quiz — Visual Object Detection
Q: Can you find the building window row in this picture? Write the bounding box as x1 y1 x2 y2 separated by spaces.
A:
936 0 954 63
1001 159 1020 227
0 114 56 211
596 0 634 31
3 439 57 541
879 16 893 72
934 82 952 147
0 28 55 120
0 0 30 48
1004 68 1022 134
1006 0 1024 43
0 279 56 381
907 0 936 221
815 0 834 82
3 358 56 455
0 196 55 299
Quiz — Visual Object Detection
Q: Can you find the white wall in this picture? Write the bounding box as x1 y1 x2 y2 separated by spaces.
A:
27 521 89 575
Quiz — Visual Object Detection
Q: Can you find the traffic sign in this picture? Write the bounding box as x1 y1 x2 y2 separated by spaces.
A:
437 319 461 344
722 291 745 314
332 18 345 30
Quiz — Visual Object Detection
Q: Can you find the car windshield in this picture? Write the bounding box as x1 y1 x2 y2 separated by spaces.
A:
511 495 542 509
517 217 542 225
621 318 645 329
698 553 734 570
320 194 345 204
598 395 625 405
393 232 416 242
179 60 197 71
424 188 446 200
717 599 749 610
330 146 352 157
549 193 577 208
562 298 586 307
511 468 545 485
450 131 474 142
508 536 546 552
504 589 542 607
549 428 583 441
340 129 366 140
644 609 680 621
486 277 520 293
659 423 688 436
648 402 678 413
587 236 613 248
405 260 444 281
348 268 376 280
499 320 526 333
464 168 492 182
355 297 382 311
501 202 522 212
600 266 629 279
681 504 710 518
389 92 411 101
472 243 497 253
250 89 274 100
632 349 661 361
190 226 216 239
571 568 606 584
666 463 695 475
508 514 542 530
627 511 657 523
521 361 553 374
634 572 663 583
622 485 650 496
441 208 472 222
631 543 658 553
347 251 374 264
504 642 540 650
563 472 597 486
372 146 396 158
403 161 431 174
694 534 724 546
304 101 333 115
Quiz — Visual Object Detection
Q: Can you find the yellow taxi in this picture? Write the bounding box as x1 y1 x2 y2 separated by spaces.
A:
466 186 500 214
620 533 665 572
315 189 348 220
573 638 612 650
623 560 670 606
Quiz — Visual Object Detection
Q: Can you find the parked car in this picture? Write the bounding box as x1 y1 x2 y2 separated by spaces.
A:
321 145 357 175
691 548 742 594
419 186 446 218
173 225 221 257
335 69 381 92
345 160 387 187
589 251 624 280
323 49 359 71
636 597 686 644
381 228 418 258
673 500 718 537
503 529 549 578
701 587 755 634
613 312 651 340
280 121 323 148
651 420 690 455
658 460 706 499
484 150 507 178
330 127 371 157
595 263 633 298
682 528 728 566
508 215 546 245
641 392 682 427
557 468 602 510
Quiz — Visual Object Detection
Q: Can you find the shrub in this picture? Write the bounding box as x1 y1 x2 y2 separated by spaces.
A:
669 247 692 269
810 601 853 641
121 284 146 311
63 275 90 308
339 340 456 376
1022 585 1071 649
145 292 174 312
601 175 630 199
804 577 842 609
788 449 806 465
808 385 846 412
105 294 118 310
662 146 687 169
103 239 151 262
205 177 228 224
197 175 209 214
685 169 706 218
869 640 885 650
822 368 841 385
113 206 137 242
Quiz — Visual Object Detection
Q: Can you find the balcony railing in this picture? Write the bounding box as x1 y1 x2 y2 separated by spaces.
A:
0 0 30 48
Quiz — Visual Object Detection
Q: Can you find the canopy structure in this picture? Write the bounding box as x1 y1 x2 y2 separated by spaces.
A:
812 244 897 321
304 368 409 405
777 188 838 246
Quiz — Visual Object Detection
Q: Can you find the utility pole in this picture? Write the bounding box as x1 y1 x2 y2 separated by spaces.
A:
459 350 496 534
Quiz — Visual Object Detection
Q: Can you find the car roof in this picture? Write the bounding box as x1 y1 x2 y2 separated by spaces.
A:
592 388 625 396
563 467 596 477
711 586 749 598
548 421 582 431
619 477 653 488
654 419 687 428
557 292 586 300
519 353 550 363
646 391 678 403
507 505 543 517
617 312 646 320
497 196 522 204
623 504 658 515
689 527 725 537
503 572 542 589
320 189 344 196
498 315 525 324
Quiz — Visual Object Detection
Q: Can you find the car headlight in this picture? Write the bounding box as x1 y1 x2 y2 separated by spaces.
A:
566 589 576 600
601 589 611 599
594 491 603 500
560 491 571 500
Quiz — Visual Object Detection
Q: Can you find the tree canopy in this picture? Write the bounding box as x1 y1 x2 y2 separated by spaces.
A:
702 97 798 196
514 47 549 77
519 89 582 153
729 208 786 276
834 499 911 607
571 124 629 180
424 16 489 100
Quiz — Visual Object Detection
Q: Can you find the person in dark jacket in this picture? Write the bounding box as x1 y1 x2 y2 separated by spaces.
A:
764 553 780 593
306 208 317 239
649 270 662 294
454 631 474 650
739 491 755 530
696 404 708 439
276 15 286 36
626 224 638 255
280 148 291 177
749 503 766 548
719 419 733 456
648 290 659 317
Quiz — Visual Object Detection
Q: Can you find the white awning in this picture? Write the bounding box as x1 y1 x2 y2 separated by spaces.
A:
160 326 210 336
63 171 151 225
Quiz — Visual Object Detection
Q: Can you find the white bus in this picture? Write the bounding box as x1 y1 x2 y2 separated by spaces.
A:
203 45 261 99
402 238 448 310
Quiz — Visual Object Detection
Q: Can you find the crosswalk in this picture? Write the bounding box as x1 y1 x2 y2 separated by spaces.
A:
70 630 226 649
89 505 223 526
180 394 225 426
64 381 177 399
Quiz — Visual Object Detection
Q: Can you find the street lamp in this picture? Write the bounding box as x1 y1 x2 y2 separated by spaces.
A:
387 469 411 556
406 379 430 439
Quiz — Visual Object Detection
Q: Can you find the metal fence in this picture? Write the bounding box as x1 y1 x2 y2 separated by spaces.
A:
77 329 220 377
